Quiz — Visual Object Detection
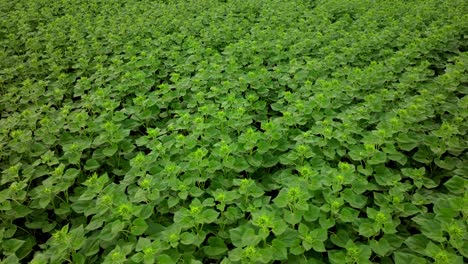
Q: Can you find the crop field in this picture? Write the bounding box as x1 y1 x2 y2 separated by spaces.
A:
0 0 467 263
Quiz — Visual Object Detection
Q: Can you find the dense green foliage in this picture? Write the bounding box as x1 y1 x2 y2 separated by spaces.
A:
1 0 467 263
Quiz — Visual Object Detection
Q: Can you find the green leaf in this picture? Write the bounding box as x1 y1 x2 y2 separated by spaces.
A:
2 254 20 264
311 240 326 252
30 143 47 157
330 229 350 248
404 235 429 255
229 225 260 248
311 227 328 242
370 237 393 256
271 218 288 235
10 203 31 218
456 240 468 258
86 218 104 231
70 225 86 250
180 232 196 245
412 215 445 242
63 168 80 180
319 215 335 229
247 153 263 167
157 254 175 264
339 207 359 223
228 248 243 262
393 252 427 264
99 220 124 241
443 176 466 194
2 238 25 254
424 242 442 258
203 237 228 256
271 238 288 260
72 252 86 264
15 235 35 260
358 221 379 238
174 210 191 228
412 147 433 164
84 159 100 171
273 189 288 208
434 157 459 170
342 189 367 208
302 204 321 221
284 210 302 225
200 209 219 224
328 250 346 264
368 151 387 165
102 144 118 157
136 237 152 252
131 218 148 236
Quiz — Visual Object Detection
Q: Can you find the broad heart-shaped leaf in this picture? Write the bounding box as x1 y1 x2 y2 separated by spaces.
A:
393 252 428 264
203 237 228 256
14 234 35 260
180 232 196 245
328 250 346 264
284 210 302 225
342 188 368 208
130 218 148 235
357 219 379 238
63 168 80 180
99 220 125 241
0 188 10 203
310 240 326 252
290 244 305 255
135 237 152 252
424 242 443 258
228 247 243 262
370 237 393 256
412 146 434 164
355 245 373 264
1 254 19 264
339 207 360 223
199 209 219 224
273 189 289 208
84 159 100 171
404 234 430 255
330 229 351 248
69 225 86 250
157 254 175 264
311 227 328 242
319 215 335 229
229 224 261 248
434 156 460 170
411 214 445 242
367 151 387 165
71 252 86 264
374 165 401 186
455 240 468 258
246 152 263 167
223 156 249 172
443 176 466 194
271 217 288 236
261 152 279 167
270 238 288 260
383 144 408 165
174 209 192 228
302 204 321 221
298 223 309 235
2 238 25 254
194 230 207 247
102 144 118 157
